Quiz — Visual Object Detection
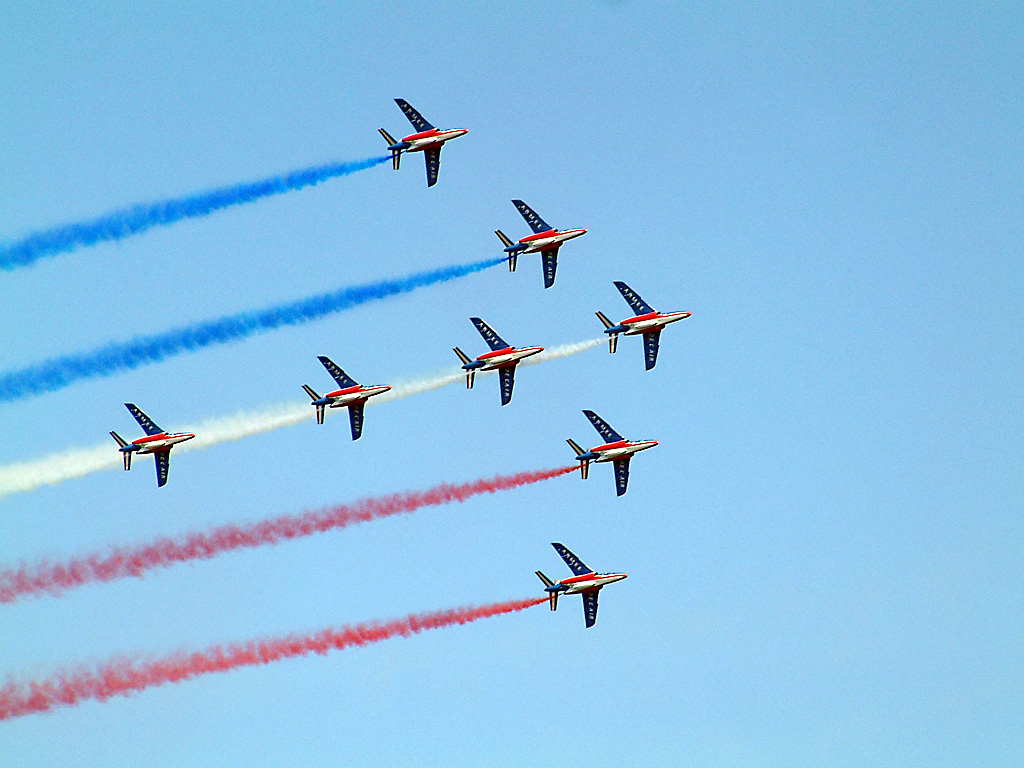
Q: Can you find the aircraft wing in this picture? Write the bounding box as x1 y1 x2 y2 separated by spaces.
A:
512 199 552 234
614 281 655 315
318 356 359 389
643 328 662 371
348 401 365 441
125 403 162 436
154 450 170 488
395 99 434 131
424 146 441 187
613 458 631 497
498 365 515 406
582 590 599 628
541 246 560 289
470 317 509 351
552 542 592 576
583 410 624 442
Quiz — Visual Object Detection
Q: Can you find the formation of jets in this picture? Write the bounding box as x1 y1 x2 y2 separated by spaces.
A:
106 99 689 629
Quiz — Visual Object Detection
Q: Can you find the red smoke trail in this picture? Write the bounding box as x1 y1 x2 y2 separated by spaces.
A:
0 466 577 604
0 596 547 721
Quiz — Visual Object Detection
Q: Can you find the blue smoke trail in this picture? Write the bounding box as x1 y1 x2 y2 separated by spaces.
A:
0 155 390 271
0 256 506 404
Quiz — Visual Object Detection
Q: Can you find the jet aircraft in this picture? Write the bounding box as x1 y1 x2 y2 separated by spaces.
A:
378 99 467 187
567 409 658 496
597 281 691 370
495 200 587 288
535 542 627 628
302 356 392 440
110 403 195 488
453 317 544 406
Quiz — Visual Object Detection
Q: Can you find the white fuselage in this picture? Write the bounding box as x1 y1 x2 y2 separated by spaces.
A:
521 229 587 254
405 129 468 153
477 346 544 370
328 386 391 408
133 432 195 454
622 311 691 335
592 440 659 462
562 572 628 594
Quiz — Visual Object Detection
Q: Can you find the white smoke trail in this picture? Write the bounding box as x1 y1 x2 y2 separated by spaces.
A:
0 339 605 499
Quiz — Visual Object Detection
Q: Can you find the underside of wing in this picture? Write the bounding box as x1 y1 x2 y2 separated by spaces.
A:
541 246 560 289
614 281 655 315
349 401 365 441
583 410 624 442
613 457 631 497
512 199 552 233
395 99 434 132
582 590 599 628
424 147 441 187
471 317 509 351
318 356 359 389
552 542 592 576
643 328 662 371
125 403 162 436
154 450 170 487
498 365 515 406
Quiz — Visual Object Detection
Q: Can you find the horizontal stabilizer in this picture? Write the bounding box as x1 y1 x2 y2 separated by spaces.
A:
110 430 128 448
566 438 585 456
453 347 472 366
495 229 514 248
302 384 320 402
535 570 554 588
595 310 614 330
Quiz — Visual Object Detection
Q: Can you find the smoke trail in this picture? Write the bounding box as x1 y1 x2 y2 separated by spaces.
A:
0 340 603 498
0 596 546 720
0 256 506 405
0 156 390 271
0 466 577 603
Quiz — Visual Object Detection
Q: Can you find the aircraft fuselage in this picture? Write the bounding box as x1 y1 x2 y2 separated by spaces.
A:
472 346 544 370
326 385 392 408
619 311 691 335
400 128 468 152
131 432 195 454
589 439 659 462
558 571 628 594
518 228 587 253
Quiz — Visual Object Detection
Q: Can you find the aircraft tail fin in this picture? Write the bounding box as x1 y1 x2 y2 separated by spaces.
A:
378 128 402 169
536 572 558 610
495 230 518 271
302 385 325 425
110 431 132 471
535 570 554 588
596 311 619 353
567 438 590 479
453 347 472 365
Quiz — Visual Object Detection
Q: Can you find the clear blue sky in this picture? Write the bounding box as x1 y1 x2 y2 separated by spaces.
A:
1 2 1021 765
